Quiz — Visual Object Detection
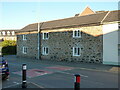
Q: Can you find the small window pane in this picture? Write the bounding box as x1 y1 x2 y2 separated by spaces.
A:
78 48 80 55
46 48 48 54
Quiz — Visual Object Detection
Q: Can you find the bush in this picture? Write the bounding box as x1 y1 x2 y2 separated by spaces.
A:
2 46 16 55
0 40 16 47
0 40 17 55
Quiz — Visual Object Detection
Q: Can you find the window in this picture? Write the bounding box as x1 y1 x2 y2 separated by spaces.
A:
23 47 27 54
43 33 49 39
2 31 6 35
7 31 10 35
73 30 81 38
42 47 49 55
73 47 81 56
12 31 15 35
23 34 27 40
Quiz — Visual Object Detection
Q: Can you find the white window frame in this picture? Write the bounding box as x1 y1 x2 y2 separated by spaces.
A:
73 30 81 38
42 47 49 55
23 34 27 40
7 31 10 35
23 47 27 54
2 31 6 35
12 31 15 35
43 32 49 40
73 47 81 56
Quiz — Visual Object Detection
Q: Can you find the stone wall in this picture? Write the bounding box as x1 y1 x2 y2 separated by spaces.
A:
17 33 38 59
17 25 103 63
41 25 103 63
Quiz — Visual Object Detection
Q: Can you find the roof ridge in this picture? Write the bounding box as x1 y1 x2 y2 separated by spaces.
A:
42 11 108 24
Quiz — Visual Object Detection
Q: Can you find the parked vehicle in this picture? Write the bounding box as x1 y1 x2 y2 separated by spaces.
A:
0 55 9 80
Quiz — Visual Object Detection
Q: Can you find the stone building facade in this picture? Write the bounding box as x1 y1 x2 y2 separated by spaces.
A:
17 33 38 58
16 7 119 65
41 25 103 63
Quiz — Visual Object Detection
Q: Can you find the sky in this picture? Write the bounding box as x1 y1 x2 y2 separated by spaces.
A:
0 1 119 30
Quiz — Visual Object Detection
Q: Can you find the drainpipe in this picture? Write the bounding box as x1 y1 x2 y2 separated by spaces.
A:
37 22 44 60
37 22 40 60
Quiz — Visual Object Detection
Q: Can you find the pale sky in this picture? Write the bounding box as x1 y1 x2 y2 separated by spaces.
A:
0 1 119 30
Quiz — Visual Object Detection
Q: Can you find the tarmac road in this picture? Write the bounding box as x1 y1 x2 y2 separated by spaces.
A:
2 55 119 89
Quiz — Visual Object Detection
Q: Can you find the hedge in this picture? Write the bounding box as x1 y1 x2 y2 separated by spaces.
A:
0 40 17 55
2 46 16 55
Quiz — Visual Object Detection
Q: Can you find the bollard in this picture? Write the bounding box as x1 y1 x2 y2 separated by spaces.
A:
74 74 80 90
22 64 27 88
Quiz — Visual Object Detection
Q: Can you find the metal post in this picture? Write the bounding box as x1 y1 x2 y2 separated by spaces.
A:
74 74 80 90
22 64 27 88
38 22 40 60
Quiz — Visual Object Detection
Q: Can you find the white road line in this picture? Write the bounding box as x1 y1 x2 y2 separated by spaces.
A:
3 81 20 88
3 83 18 88
30 82 44 88
13 82 20 84
57 71 88 78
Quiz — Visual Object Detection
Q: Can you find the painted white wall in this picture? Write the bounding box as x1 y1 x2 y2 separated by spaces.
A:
103 23 119 65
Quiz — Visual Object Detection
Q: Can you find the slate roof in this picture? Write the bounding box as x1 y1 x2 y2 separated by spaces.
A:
0 29 19 31
17 10 120 33
41 11 108 30
103 10 120 22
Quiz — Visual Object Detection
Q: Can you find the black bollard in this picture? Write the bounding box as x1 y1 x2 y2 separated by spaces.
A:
22 64 27 88
74 74 80 90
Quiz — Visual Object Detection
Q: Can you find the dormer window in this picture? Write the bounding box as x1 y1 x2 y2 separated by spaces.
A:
2 31 6 35
12 31 15 35
7 31 10 35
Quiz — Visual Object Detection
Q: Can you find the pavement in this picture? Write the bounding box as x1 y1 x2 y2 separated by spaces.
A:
5 55 120 73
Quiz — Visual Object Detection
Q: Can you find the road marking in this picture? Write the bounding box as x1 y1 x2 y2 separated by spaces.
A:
3 82 19 88
46 66 74 71
13 82 20 84
57 71 88 78
30 82 44 88
13 69 53 78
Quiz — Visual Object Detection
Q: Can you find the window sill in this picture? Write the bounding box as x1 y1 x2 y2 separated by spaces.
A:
73 37 81 38
73 55 80 56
